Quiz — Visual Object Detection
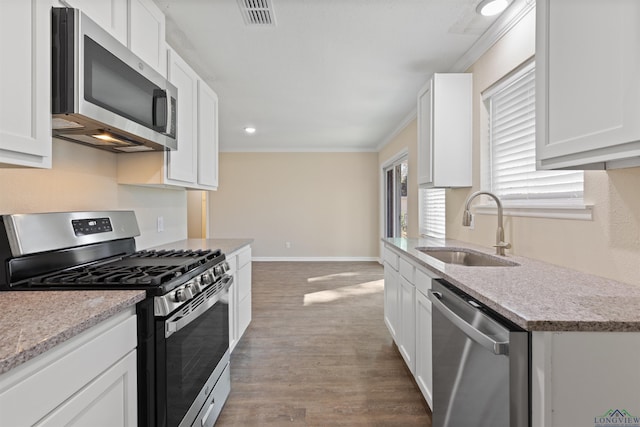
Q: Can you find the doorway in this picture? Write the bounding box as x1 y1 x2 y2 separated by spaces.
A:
384 157 408 238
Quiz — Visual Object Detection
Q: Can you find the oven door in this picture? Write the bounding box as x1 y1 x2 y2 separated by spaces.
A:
156 276 231 427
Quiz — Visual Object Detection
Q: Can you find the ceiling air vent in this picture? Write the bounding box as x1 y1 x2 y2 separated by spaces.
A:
237 0 277 26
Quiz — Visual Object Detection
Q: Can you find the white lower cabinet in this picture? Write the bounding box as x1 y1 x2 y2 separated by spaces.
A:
228 245 252 352
531 331 640 427
414 287 433 408
383 244 435 408
383 252 400 340
398 276 416 374
0 309 137 426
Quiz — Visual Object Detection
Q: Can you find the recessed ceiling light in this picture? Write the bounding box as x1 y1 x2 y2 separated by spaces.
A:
244 127 256 134
476 0 509 16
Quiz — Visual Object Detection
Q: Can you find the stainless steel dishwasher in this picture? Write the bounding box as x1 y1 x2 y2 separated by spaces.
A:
428 279 529 427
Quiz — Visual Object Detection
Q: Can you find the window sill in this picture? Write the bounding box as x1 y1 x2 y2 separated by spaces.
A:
473 201 593 221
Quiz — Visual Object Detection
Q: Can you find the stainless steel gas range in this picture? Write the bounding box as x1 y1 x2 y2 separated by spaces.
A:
0 211 231 427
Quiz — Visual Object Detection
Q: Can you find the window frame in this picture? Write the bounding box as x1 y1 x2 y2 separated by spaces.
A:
479 59 593 221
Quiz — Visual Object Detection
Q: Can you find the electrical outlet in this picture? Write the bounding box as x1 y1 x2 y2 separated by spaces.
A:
285 241 291 249
157 216 164 232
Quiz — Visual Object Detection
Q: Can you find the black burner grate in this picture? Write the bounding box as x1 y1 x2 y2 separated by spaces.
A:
18 249 223 288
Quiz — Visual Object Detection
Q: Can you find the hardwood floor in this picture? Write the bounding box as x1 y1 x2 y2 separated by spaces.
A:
217 261 432 426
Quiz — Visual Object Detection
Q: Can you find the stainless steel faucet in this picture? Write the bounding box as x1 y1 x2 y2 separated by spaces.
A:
462 191 511 256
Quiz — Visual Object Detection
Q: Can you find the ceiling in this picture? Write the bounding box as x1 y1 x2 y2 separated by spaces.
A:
153 0 529 152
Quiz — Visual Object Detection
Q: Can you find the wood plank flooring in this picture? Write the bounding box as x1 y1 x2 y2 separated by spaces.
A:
217 261 432 426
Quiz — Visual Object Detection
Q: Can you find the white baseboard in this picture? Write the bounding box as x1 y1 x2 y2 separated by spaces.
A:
252 256 380 262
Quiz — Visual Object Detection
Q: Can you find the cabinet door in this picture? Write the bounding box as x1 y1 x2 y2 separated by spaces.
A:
0 1 51 168
167 49 198 184
383 264 400 340
417 74 472 187
399 276 416 374
129 0 166 76
62 0 128 45
415 290 433 408
197 81 219 188
237 251 252 339
536 0 640 169
37 351 137 427
417 81 433 186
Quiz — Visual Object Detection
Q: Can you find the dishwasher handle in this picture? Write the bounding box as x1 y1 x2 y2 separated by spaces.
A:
428 290 509 355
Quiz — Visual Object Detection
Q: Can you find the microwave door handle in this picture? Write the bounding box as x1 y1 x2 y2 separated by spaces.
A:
152 89 170 134
164 90 172 135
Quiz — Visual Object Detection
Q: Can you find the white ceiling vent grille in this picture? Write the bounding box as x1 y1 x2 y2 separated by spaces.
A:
237 0 276 26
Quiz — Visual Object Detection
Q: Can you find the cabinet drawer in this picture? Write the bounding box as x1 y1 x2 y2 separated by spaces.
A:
237 247 252 268
415 268 434 296
399 258 414 282
384 248 399 271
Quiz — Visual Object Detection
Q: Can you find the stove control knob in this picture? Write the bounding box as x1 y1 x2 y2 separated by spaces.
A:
185 283 196 296
202 271 214 285
191 278 202 294
174 286 193 302
214 265 225 276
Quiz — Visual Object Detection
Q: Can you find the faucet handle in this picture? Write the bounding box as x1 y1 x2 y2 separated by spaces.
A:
493 241 511 256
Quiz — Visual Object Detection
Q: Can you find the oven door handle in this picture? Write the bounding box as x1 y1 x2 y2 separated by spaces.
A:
165 275 233 338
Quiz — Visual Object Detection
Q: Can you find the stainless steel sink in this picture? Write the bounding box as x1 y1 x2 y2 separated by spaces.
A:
416 247 519 267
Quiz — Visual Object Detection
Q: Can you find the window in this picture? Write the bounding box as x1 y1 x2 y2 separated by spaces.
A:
482 60 589 218
419 188 445 239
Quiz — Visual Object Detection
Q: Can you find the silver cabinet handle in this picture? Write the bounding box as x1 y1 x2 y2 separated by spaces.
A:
428 289 509 355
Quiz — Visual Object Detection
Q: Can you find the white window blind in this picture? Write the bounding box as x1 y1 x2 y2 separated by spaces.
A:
420 188 445 239
484 60 583 201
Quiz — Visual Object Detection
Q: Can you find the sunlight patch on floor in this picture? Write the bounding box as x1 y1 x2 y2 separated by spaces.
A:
303 280 383 306
307 272 360 283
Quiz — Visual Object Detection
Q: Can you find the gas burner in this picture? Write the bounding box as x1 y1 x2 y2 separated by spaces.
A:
14 248 224 290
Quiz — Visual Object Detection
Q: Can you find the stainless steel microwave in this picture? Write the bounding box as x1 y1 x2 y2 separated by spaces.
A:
51 7 177 152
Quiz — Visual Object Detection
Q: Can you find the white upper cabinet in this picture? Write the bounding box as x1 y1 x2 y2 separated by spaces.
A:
129 0 167 77
61 0 128 45
536 0 640 170
197 81 219 188
0 1 52 168
417 73 472 187
62 0 165 75
167 48 199 184
118 48 219 190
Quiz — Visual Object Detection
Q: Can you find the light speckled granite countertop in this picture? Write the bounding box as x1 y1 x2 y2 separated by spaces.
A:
383 237 640 332
0 290 145 375
150 238 253 255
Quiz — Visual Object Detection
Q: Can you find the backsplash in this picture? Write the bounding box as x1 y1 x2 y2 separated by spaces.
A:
0 139 187 249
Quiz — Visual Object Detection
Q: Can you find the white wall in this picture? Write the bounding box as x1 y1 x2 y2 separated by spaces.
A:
208 152 379 259
0 139 187 249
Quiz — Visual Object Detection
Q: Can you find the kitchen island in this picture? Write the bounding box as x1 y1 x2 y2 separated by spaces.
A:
383 237 640 427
